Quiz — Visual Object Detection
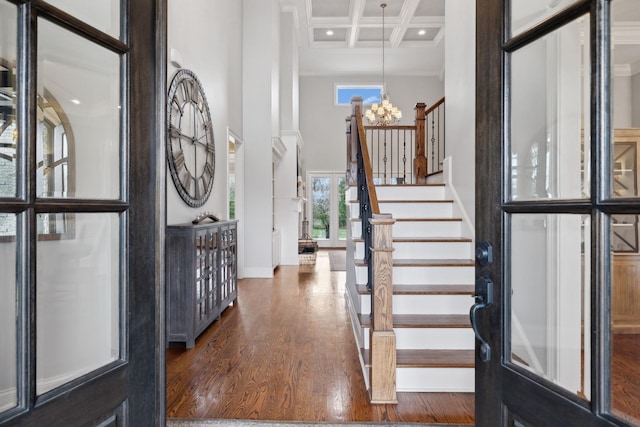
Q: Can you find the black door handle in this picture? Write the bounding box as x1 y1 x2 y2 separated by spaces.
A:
470 275 493 362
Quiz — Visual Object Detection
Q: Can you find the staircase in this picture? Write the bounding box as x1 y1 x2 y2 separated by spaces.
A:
345 183 476 394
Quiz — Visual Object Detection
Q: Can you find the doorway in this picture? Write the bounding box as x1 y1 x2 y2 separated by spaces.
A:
227 128 245 278
306 172 347 248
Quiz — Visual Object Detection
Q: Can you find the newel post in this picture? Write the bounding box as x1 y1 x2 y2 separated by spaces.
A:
347 96 363 186
369 213 397 404
414 102 427 184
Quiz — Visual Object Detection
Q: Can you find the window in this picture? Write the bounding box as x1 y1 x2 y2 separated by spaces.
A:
335 84 382 106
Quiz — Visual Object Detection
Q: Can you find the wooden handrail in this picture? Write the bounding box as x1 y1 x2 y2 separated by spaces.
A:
354 104 380 215
425 96 445 116
364 125 416 131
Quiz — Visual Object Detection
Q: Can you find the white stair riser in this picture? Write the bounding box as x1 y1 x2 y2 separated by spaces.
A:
355 241 471 260
349 203 360 219
349 202 454 219
363 328 474 350
350 220 364 239
350 220 462 239
346 187 358 200
359 294 473 316
356 265 475 285
375 186 445 200
392 221 462 238
396 368 475 392
379 202 452 218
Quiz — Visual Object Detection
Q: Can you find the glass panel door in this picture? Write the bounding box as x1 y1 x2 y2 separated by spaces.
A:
1 0 163 424
308 172 346 248
474 0 639 424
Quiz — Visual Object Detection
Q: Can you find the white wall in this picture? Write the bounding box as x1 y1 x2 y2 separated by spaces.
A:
280 10 299 132
299 75 444 173
631 71 640 127
614 73 633 128
242 0 281 277
167 0 243 224
444 0 476 227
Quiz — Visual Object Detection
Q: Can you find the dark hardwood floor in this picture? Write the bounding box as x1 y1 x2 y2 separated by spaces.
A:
612 333 640 425
166 251 475 424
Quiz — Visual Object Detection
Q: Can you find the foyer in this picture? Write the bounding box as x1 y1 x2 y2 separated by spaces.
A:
166 250 475 424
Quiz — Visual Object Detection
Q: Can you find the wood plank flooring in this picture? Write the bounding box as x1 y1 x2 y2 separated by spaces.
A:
612 333 640 424
166 251 475 424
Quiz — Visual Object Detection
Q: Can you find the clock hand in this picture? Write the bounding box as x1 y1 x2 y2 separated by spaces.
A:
192 102 198 183
193 137 210 149
170 125 197 144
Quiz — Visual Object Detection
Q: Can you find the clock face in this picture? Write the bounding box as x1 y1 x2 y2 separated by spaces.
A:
167 69 215 208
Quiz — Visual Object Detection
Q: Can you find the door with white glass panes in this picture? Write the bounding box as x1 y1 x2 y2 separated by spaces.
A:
0 1 163 425
474 0 640 425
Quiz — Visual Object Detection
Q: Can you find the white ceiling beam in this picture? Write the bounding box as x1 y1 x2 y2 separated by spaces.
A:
349 0 366 48
392 0 420 47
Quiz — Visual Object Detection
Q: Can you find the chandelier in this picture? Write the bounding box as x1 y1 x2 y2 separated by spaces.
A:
365 3 402 126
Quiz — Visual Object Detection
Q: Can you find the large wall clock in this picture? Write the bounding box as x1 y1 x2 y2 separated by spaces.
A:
167 69 215 208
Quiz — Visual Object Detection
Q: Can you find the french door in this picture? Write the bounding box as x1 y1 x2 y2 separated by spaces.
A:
0 1 164 425
476 0 640 425
307 172 347 248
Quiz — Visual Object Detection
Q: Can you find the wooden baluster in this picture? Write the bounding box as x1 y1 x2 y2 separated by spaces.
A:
369 213 397 404
413 102 427 184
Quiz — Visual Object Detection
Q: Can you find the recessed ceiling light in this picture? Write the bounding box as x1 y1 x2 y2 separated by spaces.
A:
418 29 426 36
326 30 334 36
71 99 81 105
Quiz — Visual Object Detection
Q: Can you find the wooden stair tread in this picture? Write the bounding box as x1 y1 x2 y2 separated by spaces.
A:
350 199 453 204
349 183 445 188
362 349 475 368
393 258 474 267
375 183 445 187
394 237 472 243
395 218 461 222
355 258 474 267
350 217 462 222
357 284 475 295
353 237 472 243
359 313 471 328
378 199 453 203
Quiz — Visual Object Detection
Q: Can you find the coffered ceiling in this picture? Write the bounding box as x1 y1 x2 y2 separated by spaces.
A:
303 0 444 48
285 0 446 77
285 0 640 79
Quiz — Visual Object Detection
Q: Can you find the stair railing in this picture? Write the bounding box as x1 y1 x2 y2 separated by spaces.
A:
347 97 397 404
364 125 416 184
352 98 446 185
424 97 445 177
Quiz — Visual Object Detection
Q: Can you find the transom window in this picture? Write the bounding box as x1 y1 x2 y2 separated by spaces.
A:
335 84 382 106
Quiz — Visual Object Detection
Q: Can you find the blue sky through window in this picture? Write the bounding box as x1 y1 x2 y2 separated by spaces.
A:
336 85 382 105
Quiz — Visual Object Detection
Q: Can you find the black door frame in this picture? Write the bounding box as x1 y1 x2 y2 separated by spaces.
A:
0 0 166 424
475 0 632 425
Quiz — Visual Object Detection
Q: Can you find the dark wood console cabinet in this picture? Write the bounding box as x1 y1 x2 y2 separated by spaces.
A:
166 220 238 348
